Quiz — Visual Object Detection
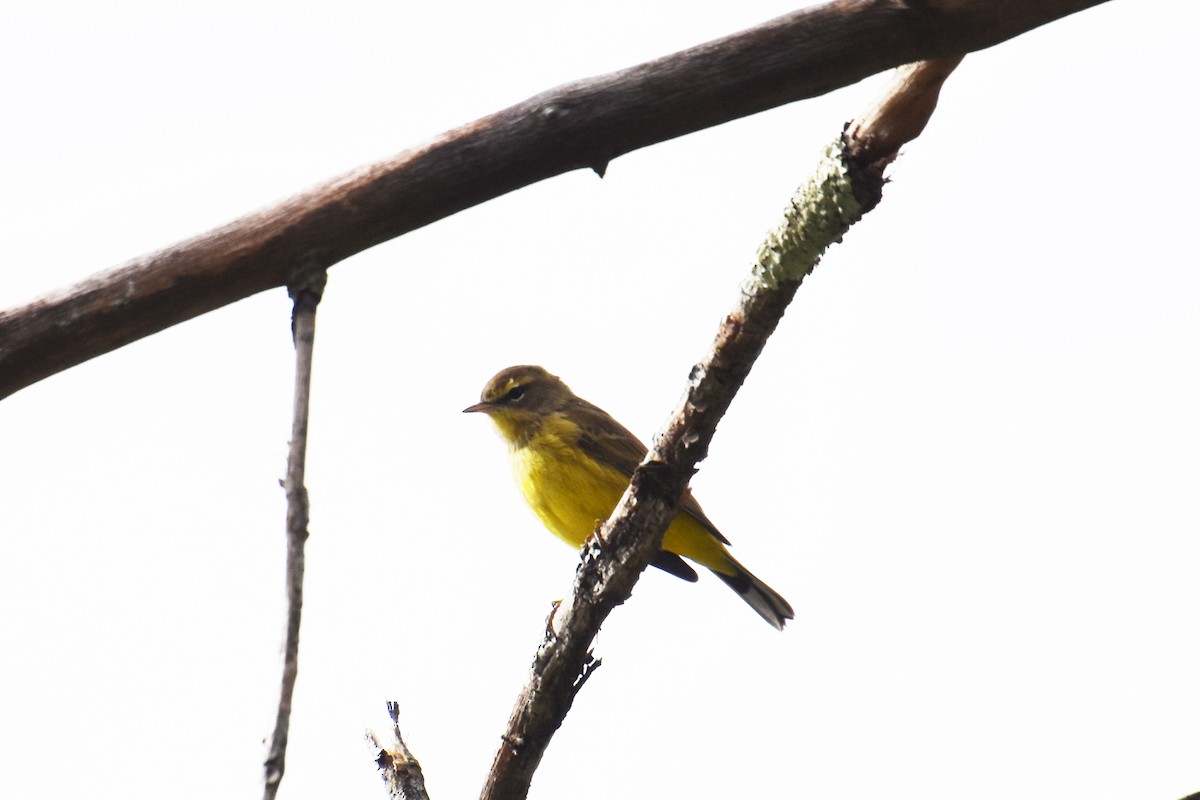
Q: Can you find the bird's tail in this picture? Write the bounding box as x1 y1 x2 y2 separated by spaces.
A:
711 558 794 630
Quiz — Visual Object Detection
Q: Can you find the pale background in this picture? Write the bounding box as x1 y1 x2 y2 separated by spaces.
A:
2 2 1197 799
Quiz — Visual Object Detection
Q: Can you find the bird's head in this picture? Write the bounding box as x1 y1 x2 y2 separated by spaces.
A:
463 365 571 447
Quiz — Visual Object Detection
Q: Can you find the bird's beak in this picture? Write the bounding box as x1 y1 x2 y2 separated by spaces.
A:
462 401 493 414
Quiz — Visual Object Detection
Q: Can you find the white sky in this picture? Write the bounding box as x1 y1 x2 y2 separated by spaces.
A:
2 2 1198 799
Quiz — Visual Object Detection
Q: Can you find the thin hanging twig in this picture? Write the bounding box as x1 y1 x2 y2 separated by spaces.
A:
479 55 964 800
263 267 327 800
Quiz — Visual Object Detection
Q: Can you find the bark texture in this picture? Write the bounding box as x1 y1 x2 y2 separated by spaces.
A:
0 0 1107 400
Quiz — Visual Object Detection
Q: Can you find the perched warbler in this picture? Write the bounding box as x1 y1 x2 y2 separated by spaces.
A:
464 365 793 630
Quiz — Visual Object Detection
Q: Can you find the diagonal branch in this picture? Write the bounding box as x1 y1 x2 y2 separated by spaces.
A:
478 54 964 800
0 0 1108 401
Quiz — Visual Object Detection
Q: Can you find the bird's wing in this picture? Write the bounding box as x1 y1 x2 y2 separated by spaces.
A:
570 397 731 546
569 397 647 476
651 551 699 582
678 488 731 545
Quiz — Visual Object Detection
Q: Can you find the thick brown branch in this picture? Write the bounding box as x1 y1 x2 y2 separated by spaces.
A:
0 0 1107 401
479 56 961 800
262 269 325 800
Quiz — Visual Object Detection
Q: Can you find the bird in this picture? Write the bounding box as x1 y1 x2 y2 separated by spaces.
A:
463 364 793 630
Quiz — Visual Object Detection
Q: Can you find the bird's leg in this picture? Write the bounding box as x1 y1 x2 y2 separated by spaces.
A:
586 518 607 547
543 599 562 642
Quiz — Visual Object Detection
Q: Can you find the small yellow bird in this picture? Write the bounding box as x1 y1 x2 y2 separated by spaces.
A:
464 365 793 630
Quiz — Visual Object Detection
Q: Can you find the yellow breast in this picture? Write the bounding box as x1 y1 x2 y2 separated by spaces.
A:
505 412 735 574
509 414 627 548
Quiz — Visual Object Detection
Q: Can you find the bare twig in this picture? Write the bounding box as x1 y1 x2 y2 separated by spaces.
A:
0 0 1108 401
263 268 326 800
367 702 432 800
479 56 964 800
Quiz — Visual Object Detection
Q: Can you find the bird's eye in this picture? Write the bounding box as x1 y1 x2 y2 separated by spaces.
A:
504 385 525 402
